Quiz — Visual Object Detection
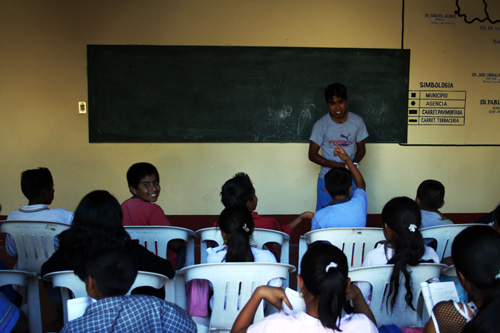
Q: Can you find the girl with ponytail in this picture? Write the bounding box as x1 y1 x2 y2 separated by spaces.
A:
207 205 277 265
232 242 377 332
187 206 280 318
424 225 500 333
359 196 439 309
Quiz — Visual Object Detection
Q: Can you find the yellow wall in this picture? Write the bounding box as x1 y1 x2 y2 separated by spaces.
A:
1 0 498 215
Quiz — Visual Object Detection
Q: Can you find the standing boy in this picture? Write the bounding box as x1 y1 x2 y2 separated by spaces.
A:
309 83 368 211
416 179 453 228
6 167 73 257
310 143 367 230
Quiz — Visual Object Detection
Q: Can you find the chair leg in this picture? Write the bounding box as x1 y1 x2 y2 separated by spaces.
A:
186 239 196 267
27 277 43 333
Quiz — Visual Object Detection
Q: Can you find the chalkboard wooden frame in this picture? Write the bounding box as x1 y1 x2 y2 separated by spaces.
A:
87 45 409 143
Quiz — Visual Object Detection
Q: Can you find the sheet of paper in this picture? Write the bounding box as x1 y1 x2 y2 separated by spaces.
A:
428 281 460 305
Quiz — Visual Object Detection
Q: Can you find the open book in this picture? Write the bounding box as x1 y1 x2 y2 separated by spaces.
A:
420 281 460 333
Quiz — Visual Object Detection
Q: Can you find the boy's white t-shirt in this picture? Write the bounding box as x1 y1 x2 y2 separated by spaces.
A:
6 204 73 256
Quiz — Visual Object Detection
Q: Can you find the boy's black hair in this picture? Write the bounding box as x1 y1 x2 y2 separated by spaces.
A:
324 83 347 103
126 162 160 190
20 167 53 200
324 167 352 198
85 245 137 297
416 179 445 211
61 190 131 281
220 172 255 208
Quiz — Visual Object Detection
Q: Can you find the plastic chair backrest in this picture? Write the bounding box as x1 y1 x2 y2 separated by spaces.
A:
0 220 70 274
0 270 42 333
298 228 385 273
124 226 196 266
420 224 475 261
196 227 223 264
177 262 295 332
196 227 290 264
349 263 445 328
43 270 170 324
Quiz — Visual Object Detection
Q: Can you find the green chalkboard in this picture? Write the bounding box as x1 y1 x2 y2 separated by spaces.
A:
87 45 409 143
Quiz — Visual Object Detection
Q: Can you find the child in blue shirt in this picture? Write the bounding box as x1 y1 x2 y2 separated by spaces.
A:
416 179 453 228
311 143 367 230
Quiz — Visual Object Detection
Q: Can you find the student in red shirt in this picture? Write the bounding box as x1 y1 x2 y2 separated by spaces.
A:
219 172 313 235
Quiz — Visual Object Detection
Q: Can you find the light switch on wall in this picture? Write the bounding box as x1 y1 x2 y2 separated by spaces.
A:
78 101 87 114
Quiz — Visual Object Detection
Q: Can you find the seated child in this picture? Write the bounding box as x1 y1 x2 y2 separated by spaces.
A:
219 172 313 235
208 206 281 270
188 206 282 318
416 179 453 228
359 196 439 305
6 167 74 257
121 162 183 269
232 242 377 333
311 143 366 230
121 162 171 226
41 190 174 300
424 225 500 333
61 246 196 332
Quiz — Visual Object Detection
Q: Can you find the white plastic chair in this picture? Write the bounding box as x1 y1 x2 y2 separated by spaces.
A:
124 226 196 266
0 220 70 273
348 263 446 328
420 224 476 261
0 270 42 333
43 270 170 323
125 225 196 305
196 227 290 264
176 262 295 332
196 227 223 264
298 228 385 274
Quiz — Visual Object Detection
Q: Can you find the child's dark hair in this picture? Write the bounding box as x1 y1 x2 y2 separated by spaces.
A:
300 241 348 330
217 205 255 262
324 83 347 103
85 245 138 297
60 190 131 280
453 226 500 333
416 179 445 211
324 167 352 197
220 172 255 208
20 167 53 200
126 162 159 190
382 196 425 310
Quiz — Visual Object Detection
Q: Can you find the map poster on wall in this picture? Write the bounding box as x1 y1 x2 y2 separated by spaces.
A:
406 0 500 144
